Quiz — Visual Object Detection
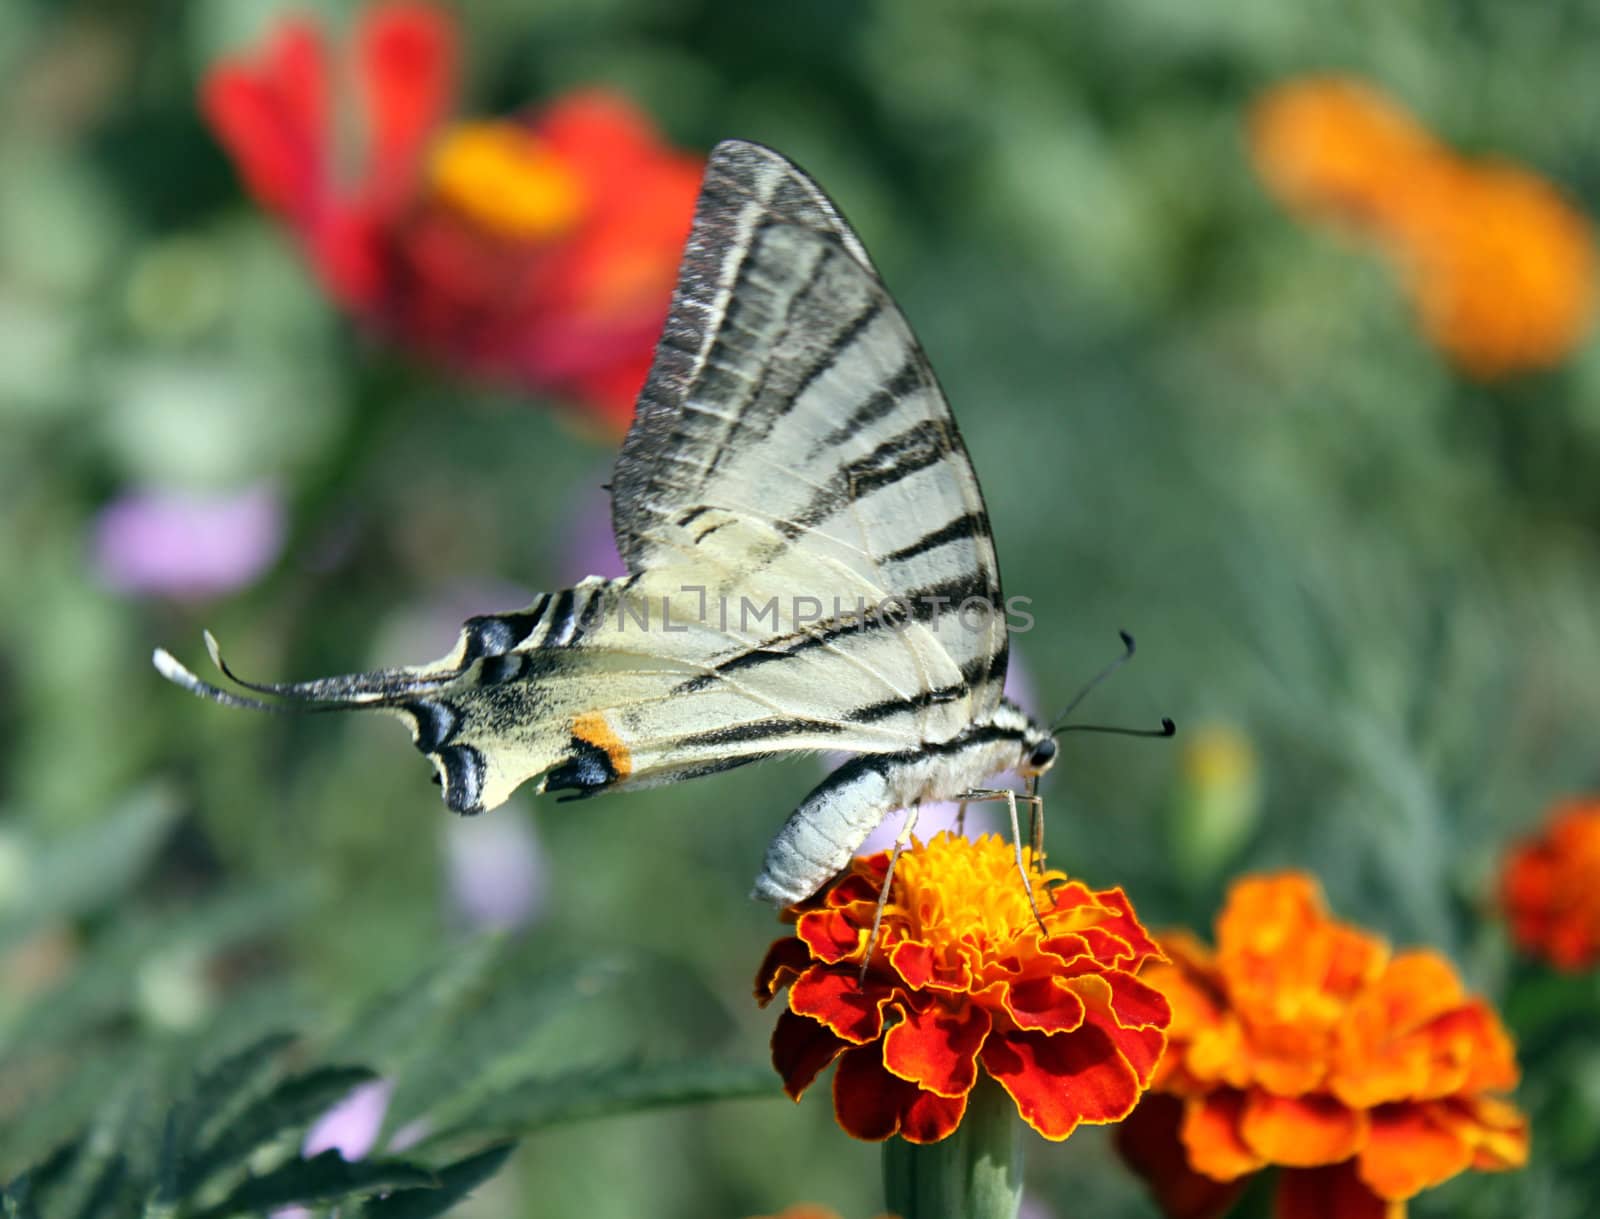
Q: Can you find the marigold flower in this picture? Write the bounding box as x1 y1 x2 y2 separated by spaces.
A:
1500 797 1600 970
1116 872 1528 1219
755 832 1170 1144
200 1 703 430
1249 75 1596 379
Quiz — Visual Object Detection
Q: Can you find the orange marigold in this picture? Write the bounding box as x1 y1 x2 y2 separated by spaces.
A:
1116 872 1528 1219
1500 797 1600 970
1249 77 1441 235
754 832 1170 1144
1249 75 1597 379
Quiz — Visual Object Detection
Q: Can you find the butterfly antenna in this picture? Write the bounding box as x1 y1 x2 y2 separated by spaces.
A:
1048 631 1176 740
1048 630 1136 733
1057 718 1177 739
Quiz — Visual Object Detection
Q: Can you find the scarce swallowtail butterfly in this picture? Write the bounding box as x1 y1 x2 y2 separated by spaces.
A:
156 140 1159 907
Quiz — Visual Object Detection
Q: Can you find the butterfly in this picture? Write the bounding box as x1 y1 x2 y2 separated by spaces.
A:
156 140 1166 908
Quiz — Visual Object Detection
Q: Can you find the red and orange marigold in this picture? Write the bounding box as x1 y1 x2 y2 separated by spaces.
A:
1501 797 1600 971
1116 872 1528 1219
1249 75 1596 379
755 832 1171 1144
202 1 703 431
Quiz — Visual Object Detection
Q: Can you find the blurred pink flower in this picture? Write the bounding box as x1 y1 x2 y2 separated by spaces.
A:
444 807 548 930
92 483 284 600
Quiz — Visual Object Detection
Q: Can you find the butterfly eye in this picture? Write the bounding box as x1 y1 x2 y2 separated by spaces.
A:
1029 739 1058 770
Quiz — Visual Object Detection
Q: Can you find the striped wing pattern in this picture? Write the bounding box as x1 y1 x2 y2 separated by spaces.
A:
155 141 1010 819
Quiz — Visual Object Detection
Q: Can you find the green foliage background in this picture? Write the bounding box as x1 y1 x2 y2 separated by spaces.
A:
4 0 1600 1215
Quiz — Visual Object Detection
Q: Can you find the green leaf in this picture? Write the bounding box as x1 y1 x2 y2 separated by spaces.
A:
358 1143 516 1218
380 957 628 1141
189 1150 436 1219
327 936 503 1072
176 1031 299 1163
43 1077 140 1219
181 1065 377 1194
422 1058 781 1144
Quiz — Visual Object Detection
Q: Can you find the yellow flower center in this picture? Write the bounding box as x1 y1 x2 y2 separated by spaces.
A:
428 121 585 240
891 832 1065 953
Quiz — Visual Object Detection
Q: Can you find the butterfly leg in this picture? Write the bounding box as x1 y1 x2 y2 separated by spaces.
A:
957 788 1050 935
955 800 969 836
862 805 919 981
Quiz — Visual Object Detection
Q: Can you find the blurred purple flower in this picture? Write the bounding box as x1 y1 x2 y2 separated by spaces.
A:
560 471 625 584
856 648 1040 854
303 1078 393 1161
444 806 548 930
92 483 284 600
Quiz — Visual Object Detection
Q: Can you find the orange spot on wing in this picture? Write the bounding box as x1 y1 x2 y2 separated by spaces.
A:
571 711 632 778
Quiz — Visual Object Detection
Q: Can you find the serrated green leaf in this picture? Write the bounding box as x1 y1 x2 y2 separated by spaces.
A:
358 1143 516 1218
327 936 503 1071
43 1076 140 1219
380 957 627 1142
189 1151 435 1219
181 1065 377 1194
422 1058 781 1145
176 1030 299 1164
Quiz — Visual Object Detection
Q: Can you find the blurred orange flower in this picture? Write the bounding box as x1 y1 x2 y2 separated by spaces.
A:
1501 797 1600 970
201 1 703 430
1249 75 1596 379
1116 872 1528 1219
755 832 1170 1144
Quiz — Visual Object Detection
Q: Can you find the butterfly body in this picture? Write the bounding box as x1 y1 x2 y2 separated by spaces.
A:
155 140 1062 905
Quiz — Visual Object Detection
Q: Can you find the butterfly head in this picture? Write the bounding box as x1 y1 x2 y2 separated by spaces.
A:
1021 733 1058 777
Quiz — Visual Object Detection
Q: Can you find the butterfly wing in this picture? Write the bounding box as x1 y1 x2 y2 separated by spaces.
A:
608 141 1010 748
156 141 1011 815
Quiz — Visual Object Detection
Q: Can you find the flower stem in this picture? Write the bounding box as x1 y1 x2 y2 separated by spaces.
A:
881 1077 1022 1219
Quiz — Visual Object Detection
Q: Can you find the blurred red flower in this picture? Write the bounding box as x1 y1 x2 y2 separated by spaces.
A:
1501 797 1600 970
201 2 703 431
1250 76 1596 379
1117 872 1528 1219
755 832 1170 1144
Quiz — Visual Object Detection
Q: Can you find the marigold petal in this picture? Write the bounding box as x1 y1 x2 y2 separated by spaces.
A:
754 936 812 1005
982 1024 1142 1140
1114 1095 1252 1219
832 1044 907 1140
1087 1011 1168 1087
1002 976 1087 1034
887 938 936 989
1180 1091 1263 1181
1275 1164 1395 1219
797 908 864 965
1430 1096 1530 1172
883 1001 990 1097
1240 1091 1367 1167
1103 970 1173 1029
771 1009 847 1101
1419 1001 1520 1094
1353 1103 1472 1200
789 967 884 1044
900 1086 968 1145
